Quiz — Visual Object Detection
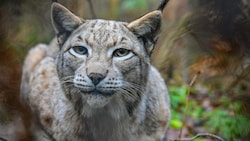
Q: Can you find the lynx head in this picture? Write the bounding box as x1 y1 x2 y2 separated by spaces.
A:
51 2 163 118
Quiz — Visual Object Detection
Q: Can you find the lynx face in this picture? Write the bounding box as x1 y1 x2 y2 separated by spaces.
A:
52 3 162 117
60 20 148 109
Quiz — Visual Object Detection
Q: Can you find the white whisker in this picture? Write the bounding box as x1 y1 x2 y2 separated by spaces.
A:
61 75 74 79
60 75 75 85
117 80 145 101
121 81 144 95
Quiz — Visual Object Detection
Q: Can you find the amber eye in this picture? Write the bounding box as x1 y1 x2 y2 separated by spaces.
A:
113 48 130 57
72 46 88 55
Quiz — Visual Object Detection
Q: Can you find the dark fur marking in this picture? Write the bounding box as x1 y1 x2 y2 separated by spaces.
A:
85 38 90 46
157 0 169 11
77 35 83 41
75 98 83 115
91 22 97 28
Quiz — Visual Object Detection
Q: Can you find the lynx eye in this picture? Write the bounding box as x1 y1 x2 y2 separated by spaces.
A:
113 48 130 57
72 46 88 55
69 46 88 58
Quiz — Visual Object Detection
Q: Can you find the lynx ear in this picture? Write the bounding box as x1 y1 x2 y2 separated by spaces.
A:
127 10 162 56
51 2 83 45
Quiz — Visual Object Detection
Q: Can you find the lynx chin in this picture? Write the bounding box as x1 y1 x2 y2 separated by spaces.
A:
21 1 170 141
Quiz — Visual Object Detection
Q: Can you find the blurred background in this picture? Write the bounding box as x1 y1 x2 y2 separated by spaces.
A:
0 0 250 140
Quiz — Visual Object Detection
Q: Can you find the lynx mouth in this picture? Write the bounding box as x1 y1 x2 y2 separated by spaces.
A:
80 90 113 108
80 89 114 97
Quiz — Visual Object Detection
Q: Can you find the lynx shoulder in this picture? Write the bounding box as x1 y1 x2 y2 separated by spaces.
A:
21 2 170 141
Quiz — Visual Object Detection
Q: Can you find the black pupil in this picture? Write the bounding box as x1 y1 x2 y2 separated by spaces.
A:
75 46 87 54
118 49 127 54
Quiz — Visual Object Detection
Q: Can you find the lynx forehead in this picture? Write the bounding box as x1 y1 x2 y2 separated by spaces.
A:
74 20 130 45
21 1 170 141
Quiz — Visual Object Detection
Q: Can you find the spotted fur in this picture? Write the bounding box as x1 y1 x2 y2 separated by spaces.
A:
21 2 170 141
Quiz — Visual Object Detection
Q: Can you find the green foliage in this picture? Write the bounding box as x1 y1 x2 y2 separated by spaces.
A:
169 85 188 109
170 119 182 129
121 0 147 10
169 85 188 129
169 84 250 140
205 107 250 139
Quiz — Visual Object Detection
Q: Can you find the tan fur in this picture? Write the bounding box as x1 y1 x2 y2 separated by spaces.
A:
21 2 170 141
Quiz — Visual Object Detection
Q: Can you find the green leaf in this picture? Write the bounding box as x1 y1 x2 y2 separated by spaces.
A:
170 119 182 129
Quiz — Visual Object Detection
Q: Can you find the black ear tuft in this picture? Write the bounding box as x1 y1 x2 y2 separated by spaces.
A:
157 0 170 11
127 11 162 56
51 2 83 45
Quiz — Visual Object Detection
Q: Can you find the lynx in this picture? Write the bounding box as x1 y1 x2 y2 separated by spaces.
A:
21 1 170 141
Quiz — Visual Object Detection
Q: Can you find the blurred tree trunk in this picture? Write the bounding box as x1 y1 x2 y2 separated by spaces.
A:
109 0 120 19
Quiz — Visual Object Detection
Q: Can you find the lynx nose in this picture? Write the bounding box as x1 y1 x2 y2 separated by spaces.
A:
88 73 105 85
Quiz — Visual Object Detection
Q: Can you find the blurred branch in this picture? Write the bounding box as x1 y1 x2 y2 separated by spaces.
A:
109 0 119 19
86 0 97 18
171 133 225 141
178 72 200 138
189 71 200 87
